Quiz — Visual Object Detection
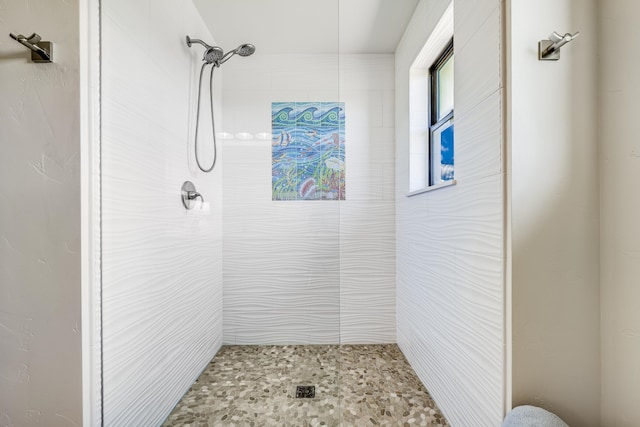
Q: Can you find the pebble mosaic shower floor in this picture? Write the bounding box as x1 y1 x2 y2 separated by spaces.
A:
163 344 449 427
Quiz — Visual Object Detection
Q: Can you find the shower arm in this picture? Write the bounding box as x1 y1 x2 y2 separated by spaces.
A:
186 36 212 49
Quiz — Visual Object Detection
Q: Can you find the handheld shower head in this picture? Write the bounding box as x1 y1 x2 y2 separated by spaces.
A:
236 44 256 57
218 43 256 65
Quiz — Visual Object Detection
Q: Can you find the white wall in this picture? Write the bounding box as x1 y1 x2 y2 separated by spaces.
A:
508 1 600 425
0 1 82 425
599 1 640 425
100 0 224 424
221 53 396 345
395 0 505 425
339 55 396 344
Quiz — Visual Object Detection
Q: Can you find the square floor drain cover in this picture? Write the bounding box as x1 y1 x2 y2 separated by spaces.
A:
296 385 315 398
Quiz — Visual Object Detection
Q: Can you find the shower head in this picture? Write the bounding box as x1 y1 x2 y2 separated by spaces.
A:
187 35 223 63
236 44 256 57
186 36 255 66
218 43 256 65
203 46 224 64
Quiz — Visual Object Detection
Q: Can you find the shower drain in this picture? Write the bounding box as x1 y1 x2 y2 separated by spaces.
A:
295 385 316 398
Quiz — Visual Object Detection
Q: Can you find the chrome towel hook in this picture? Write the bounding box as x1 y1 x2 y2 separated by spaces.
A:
538 31 579 61
9 32 53 63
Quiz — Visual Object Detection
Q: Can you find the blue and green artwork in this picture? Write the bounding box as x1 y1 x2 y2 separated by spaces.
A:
272 102 345 201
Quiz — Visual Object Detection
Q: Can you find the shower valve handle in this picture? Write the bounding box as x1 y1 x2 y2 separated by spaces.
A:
181 181 204 210
187 191 203 202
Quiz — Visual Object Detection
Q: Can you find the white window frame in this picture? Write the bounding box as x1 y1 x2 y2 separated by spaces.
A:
428 39 454 187
407 3 456 196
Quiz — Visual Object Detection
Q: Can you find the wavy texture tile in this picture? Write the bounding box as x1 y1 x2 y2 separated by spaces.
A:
396 1 505 426
101 0 223 425
222 55 396 346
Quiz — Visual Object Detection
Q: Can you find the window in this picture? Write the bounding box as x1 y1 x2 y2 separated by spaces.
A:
407 3 453 194
428 39 454 186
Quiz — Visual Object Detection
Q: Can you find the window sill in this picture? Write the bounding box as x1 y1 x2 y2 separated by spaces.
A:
406 180 457 197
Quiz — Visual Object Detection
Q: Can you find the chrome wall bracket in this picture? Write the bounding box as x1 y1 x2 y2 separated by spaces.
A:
538 31 579 61
9 33 53 63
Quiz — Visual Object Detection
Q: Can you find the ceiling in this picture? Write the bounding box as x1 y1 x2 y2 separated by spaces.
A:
193 0 420 54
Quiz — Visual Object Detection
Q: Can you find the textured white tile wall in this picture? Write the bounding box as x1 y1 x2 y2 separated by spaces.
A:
221 54 396 345
339 55 396 344
396 1 505 426
0 1 82 424
101 0 224 424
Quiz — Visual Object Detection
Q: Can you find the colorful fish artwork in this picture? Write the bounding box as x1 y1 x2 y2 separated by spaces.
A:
272 102 345 201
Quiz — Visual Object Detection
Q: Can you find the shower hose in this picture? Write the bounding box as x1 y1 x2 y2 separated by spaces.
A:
193 62 217 172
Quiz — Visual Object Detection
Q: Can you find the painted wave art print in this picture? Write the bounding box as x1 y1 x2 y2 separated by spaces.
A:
272 102 345 201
